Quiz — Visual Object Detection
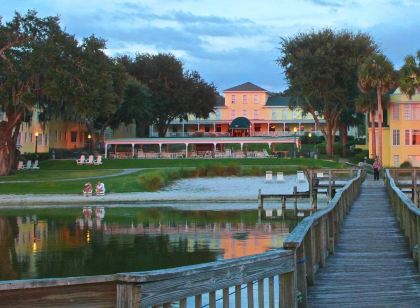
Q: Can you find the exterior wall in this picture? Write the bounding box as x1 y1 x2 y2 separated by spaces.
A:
17 113 50 154
384 90 420 167
48 121 87 150
223 91 269 121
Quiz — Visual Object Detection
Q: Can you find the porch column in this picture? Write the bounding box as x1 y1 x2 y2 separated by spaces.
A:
131 144 135 158
105 143 108 158
267 122 269 134
268 142 272 149
159 144 162 153
182 123 185 136
213 122 216 133
283 123 286 134
314 122 317 132
114 144 117 156
185 143 189 157
197 122 200 132
240 143 244 152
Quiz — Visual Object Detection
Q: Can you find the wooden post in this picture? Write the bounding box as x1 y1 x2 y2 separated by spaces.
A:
116 283 141 308
304 229 315 286
258 279 264 308
417 216 420 272
296 244 307 307
235 285 241 308
328 170 332 201
279 271 296 308
268 276 274 308
223 288 229 308
328 212 335 254
247 282 254 308
282 196 287 213
414 170 418 206
258 189 263 209
293 186 298 212
319 218 327 267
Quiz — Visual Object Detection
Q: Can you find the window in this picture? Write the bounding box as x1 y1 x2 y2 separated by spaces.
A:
269 124 276 132
272 111 277 119
254 110 259 118
413 130 420 145
44 134 48 145
393 155 400 167
405 130 411 145
79 132 84 143
24 132 27 143
17 133 21 145
231 95 236 104
392 105 399 120
215 124 222 132
392 129 400 145
254 95 259 104
282 110 288 119
231 110 236 118
242 110 247 117
243 95 247 104
204 126 210 132
404 104 412 120
254 124 261 132
215 110 221 119
37 134 43 145
59 131 62 141
292 110 297 119
55 130 58 141
71 131 77 143
30 133 33 143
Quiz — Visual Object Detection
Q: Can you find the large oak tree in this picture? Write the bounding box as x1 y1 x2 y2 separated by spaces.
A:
278 29 377 157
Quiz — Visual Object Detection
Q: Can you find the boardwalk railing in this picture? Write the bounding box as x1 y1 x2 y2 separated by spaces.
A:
283 168 365 307
385 169 420 273
0 168 365 308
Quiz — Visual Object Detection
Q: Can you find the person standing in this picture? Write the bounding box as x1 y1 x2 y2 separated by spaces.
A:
373 157 381 181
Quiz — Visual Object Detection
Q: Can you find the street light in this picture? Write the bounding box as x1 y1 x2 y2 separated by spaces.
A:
87 134 92 154
34 131 39 155
293 127 298 158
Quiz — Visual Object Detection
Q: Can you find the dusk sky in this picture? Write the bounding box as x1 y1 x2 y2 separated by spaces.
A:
2 0 419 93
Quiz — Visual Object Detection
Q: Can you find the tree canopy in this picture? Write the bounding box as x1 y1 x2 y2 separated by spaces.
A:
277 29 377 157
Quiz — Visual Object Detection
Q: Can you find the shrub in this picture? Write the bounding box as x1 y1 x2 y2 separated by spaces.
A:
400 161 412 168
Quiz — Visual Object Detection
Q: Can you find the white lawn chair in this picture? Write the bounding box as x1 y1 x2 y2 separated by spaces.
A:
297 171 306 182
94 155 103 165
25 160 32 169
316 172 324 178
265 209 273 217
31 160 40 169
276 172 285 182
17 161 24 170
76 155 86 165
265 171 273 182
85 155 94 165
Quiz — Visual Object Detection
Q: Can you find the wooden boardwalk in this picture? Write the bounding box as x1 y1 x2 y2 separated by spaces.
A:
308 177 420 307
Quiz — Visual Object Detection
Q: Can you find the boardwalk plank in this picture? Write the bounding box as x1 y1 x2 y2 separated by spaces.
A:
308 177 420 307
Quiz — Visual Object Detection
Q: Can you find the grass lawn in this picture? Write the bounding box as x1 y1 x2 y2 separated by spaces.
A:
0 158 344 195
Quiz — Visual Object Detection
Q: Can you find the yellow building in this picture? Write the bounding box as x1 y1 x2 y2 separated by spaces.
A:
381 88 420 167
158 82 325 137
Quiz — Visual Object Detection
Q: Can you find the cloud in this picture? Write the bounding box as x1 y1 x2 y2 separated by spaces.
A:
305 0 345 7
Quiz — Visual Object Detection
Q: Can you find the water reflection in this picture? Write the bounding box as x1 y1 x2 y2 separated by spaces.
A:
0 207 295 281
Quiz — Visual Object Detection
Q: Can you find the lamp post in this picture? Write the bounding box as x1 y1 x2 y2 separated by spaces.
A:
34 132 39 155
293 127 298 158
87 134 92 154
308 132 312 158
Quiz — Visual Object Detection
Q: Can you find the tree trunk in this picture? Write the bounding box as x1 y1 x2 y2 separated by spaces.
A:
377 87 383 163
370 109 376 159
340 124 348 157
135 120 149 137
0 112 23 176
325 124 334 158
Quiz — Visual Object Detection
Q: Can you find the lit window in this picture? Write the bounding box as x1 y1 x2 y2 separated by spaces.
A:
404 104 412 120
30 133 33 143
254 95 259 104
71 131 77 143
37 134 42 145
231 95 236 104
24 132 27 143
272 111 277 119
242 110 247 117
413 130 420 145
254 110 259 118
292 110 297 119
282 110 288 119
243 95 247 104
392 105 399 120
392 129 400 146
231 110 236 118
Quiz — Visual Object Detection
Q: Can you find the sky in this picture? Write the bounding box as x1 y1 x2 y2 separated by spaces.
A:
2 0 420 93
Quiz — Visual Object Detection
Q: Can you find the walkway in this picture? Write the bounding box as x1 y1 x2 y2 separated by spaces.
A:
308 177 420 307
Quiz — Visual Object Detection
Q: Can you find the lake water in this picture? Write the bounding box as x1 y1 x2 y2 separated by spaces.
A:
0 206 297 281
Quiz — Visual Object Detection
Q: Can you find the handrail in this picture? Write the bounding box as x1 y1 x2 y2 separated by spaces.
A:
385 169 420 274
283 168 366 306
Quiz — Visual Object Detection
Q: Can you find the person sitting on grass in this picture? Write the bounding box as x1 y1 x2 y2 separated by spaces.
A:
83 182 93 196
95 181 106 196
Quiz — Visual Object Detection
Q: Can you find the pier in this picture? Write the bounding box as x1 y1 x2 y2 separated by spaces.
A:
1 168 420 307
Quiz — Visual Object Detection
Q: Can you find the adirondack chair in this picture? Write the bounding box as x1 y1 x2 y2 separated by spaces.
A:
317 172 324 178
93 155 103 165
31 160 40 169
276 172 285 182
85 155 94 165
76 155 86 165
297 171 306 182
265 171 273 182
25 160 32 169
17 161 25 170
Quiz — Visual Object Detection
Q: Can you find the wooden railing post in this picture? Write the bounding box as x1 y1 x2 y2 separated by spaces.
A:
319 218 327 267
327 212 335 254
296 244 307 307
304 229 315 286
279 271 296 308
417 216 420 272
116 283 141 308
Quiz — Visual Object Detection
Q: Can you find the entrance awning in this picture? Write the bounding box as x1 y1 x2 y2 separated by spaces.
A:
229 117 251 129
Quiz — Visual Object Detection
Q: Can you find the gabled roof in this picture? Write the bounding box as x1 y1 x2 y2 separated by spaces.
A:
265 94 290 107
224 82 268 92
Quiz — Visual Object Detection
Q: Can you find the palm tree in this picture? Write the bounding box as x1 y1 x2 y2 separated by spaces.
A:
399 50 420 99
358 54 395 163
356 90 378 158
